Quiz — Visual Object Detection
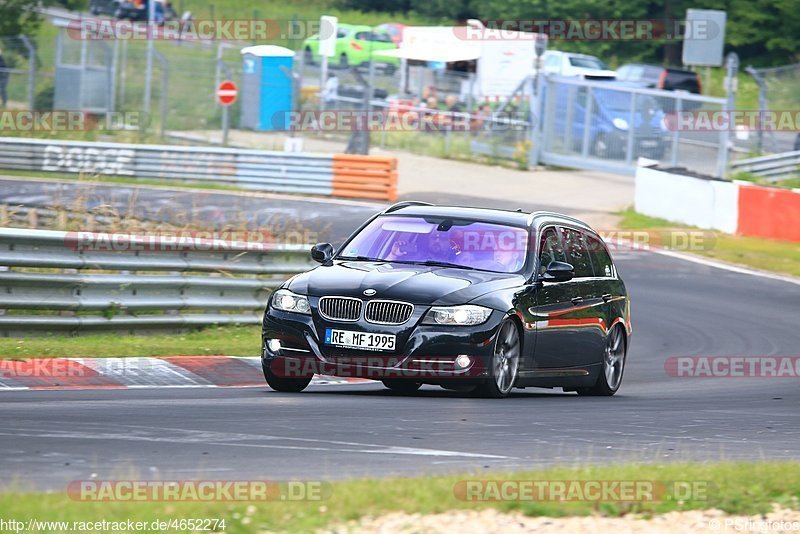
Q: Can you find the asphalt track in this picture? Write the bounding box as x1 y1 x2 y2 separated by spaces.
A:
1 182 799 489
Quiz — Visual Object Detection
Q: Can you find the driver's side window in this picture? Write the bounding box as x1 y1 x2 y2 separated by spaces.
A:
539 227 567 274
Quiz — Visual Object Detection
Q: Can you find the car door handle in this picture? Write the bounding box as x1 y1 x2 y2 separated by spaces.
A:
602 294 613 303
571 297 584 305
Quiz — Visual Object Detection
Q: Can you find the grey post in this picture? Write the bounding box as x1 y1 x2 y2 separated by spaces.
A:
19 36 36 110
143 0 156 114
716 52 738 178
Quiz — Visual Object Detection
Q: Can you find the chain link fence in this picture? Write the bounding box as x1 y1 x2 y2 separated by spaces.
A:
745 62 800 154
0 36 38 111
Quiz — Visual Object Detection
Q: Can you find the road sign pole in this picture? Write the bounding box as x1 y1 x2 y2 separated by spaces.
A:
216 80 238 145
222 105 229 146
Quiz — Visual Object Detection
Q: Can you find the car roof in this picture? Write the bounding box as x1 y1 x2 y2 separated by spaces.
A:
382 203 591 230
339 23 373 31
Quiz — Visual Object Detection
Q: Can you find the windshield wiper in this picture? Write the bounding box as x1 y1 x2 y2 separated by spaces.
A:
338 255 386 262
394 260 477 270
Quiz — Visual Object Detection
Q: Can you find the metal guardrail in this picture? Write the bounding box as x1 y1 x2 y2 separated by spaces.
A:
0 227 315 335
730 150 800 181
0 137 398 201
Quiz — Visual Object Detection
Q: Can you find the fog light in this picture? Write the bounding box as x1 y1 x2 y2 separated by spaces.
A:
267 339 282 353
455 354 472 369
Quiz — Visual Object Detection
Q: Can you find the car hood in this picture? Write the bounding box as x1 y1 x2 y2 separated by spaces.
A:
286 260 525 307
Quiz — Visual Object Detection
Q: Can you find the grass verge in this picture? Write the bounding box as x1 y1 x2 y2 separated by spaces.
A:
0 325 261 359
1 462 799 533
617 208 800 278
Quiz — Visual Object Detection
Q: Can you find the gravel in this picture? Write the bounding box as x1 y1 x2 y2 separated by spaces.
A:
323 505 800 533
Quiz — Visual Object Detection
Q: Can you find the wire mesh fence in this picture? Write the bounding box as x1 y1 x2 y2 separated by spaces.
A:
745 62 800 154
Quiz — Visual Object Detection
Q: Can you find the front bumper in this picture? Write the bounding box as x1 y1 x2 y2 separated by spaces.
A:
261 308 505 383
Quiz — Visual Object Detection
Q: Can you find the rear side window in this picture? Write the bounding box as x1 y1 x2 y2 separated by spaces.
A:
585 234 615 277
560 228 594 278
538 227 567 274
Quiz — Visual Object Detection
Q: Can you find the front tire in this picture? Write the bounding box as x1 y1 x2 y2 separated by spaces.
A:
576 325 626 396
475 319 520 398
382 379 422 393
262 359 312 392
338 53 349 69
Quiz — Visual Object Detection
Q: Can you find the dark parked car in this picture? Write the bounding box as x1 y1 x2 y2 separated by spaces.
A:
616 63 703 111
616 63 701 93
261 202 632 398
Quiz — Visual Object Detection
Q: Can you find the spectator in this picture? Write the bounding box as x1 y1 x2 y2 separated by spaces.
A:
321 73 339 106
0 49 8 108
445 95 462 112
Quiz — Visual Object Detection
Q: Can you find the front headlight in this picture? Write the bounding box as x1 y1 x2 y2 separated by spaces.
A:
612 117 629 130
422 305 493 326
271 289 311 315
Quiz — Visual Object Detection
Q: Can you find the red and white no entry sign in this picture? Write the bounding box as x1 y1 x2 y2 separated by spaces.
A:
217 81 238 106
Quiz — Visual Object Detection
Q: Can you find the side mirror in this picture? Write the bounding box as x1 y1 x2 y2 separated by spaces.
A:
541 260 574 283
310 242 335 264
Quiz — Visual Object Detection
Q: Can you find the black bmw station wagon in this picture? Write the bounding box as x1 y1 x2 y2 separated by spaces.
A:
262 202 631 398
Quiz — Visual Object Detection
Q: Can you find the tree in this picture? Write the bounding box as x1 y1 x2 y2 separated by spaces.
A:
0 0 54 37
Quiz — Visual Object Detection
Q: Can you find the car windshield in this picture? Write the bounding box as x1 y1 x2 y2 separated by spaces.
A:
569 56 608 70
595 90 661 113
338 215 529 273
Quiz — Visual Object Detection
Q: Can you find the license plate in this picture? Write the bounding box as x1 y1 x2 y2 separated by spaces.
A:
325 328 396 351
640 140 658 148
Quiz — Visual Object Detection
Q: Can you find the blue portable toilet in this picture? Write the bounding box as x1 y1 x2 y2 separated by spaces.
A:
240 45 295 131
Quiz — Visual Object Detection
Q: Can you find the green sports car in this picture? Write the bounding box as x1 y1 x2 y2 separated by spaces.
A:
302 23 400 72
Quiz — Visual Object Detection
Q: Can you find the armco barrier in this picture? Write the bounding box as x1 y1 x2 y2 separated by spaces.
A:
0 137 397 201
0 227 315 336
635 163 800 243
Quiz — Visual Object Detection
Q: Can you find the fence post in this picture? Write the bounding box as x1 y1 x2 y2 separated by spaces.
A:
19 36 36 110
624 93 637 165
154 49 169 138
670 96 682 167
580 86 593 157
716 52 738 178
744 65 767 154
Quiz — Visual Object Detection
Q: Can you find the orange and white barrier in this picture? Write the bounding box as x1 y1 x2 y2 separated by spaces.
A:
635 164 800 243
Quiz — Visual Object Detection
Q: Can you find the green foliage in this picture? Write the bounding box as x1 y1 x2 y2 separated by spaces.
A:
0 0 55 37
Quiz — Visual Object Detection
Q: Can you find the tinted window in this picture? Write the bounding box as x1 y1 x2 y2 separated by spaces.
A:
370 32 393 43
560 228 594 278
585 234 614 277
538 227 567 274
568 56 607 70
339 215 529 274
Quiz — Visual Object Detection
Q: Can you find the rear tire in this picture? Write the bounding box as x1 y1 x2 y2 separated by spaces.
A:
339 53 349 69
262 359 312 392
474 319 520 399
382 379 422 393
576 325 626 396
